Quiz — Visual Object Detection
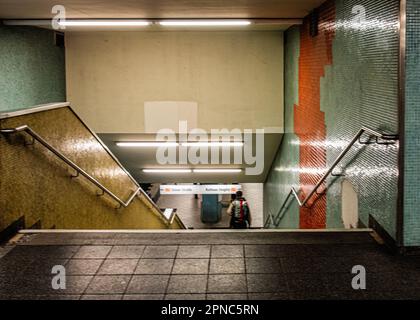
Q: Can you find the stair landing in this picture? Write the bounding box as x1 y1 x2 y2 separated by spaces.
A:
0 230 419 300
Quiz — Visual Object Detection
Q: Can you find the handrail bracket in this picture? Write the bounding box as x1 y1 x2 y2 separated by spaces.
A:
70 171 79 179
24 137 35 146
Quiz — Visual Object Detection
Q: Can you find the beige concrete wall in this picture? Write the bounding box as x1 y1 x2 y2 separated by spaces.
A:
66 31 284 133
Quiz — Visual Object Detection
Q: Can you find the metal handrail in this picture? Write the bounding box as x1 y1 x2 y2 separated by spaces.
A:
272 126 398 227
264 214 274 228
1 125 141 209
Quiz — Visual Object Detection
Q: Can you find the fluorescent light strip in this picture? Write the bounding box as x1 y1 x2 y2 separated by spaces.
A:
58 19 250 27
116 141 242 147
116 142 178 147
143 169 192 173
159 20 251 26
193 169 242 173
181 142 244 147
142 169 242 173
59 20 150 26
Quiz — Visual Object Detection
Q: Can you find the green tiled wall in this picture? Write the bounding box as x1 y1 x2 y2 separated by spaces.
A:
264 27 300 228
0 26 66 112
322 0 400 237
404 0 420 246
265 0 400 237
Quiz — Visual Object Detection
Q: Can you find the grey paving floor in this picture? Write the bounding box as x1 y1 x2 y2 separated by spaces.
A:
1 231 420 300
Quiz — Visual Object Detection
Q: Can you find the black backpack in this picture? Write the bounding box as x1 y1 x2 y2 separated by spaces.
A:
232 198 250 225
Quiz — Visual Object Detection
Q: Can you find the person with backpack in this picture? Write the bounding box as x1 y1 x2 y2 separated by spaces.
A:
227 191 251 229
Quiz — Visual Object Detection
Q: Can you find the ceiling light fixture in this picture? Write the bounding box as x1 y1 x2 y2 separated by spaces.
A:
142 169 192 173
116 141 243 147
142 168 242 173
159 20 251 27
116 142 178 147
181 142 244 147
59 20 151 27
193 169 242 173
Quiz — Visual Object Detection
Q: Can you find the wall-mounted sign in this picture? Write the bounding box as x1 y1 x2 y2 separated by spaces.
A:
160 184 241 195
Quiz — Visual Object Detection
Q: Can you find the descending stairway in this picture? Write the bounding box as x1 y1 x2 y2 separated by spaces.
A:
0 103 185 241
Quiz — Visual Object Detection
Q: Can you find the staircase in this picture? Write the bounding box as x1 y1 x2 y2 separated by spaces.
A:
0 102 185 242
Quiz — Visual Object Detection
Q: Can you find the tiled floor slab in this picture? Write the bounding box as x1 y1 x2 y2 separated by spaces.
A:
135 259 174 275
127 275 170 294
208 274 247 293
172 259 209 274
142 246 178 259
209 258 245 274
167 275 208 294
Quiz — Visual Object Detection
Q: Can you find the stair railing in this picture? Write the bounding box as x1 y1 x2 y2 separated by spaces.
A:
271 126 399 227
1 125 151 211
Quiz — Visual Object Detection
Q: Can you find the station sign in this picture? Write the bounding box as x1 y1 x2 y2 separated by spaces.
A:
160 184 242 195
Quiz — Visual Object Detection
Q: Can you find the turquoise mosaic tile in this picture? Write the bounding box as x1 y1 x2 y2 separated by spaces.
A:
322 0 400 237
265 0 400 238
264 26 300 228
403 0 420 246
0 26 66 112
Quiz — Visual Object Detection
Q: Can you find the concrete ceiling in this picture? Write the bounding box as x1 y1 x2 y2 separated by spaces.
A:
99 133 283 183
0 0 325 19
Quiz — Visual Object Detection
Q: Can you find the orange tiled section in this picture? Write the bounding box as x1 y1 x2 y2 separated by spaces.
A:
294 1 335 229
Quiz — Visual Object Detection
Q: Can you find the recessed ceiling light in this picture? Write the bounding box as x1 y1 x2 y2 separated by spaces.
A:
142 169 192 173
59 20 151 27
159 20 251 27
193 169 242 173
116 142 178 147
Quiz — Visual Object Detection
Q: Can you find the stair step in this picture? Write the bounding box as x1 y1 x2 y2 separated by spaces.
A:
17 229 375 246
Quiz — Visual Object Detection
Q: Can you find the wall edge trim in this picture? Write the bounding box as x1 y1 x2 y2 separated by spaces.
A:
396 0 407 247
0 102 70 119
